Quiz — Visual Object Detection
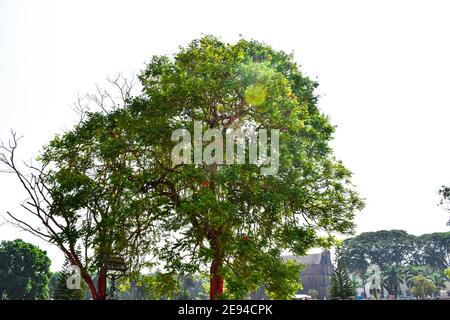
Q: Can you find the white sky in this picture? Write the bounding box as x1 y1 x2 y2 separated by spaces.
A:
1 0 449 270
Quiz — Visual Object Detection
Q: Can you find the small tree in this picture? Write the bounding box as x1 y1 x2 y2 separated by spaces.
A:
53 250 86 300
405 265 426 287
329 252 355 300
0 239 51 300
382 264 407 298
410 275 437 299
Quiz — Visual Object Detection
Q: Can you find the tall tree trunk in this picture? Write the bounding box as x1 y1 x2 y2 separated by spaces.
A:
80 270 99 300
208 228 224 300
97 266 108 300
60 245 101 300
210 258 223 300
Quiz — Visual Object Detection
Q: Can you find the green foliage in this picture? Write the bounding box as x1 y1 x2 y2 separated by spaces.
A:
41 108 156 268
119 272 178 300
438 186 450 226
416 232 450 271
341 230 450 299
427 271 446 289
263 260 303 300
405 265 426 287
129 35 364 298
410 275 437 299
349 274 362 294
176 274 208 300
381 264 407 297
222 251 302 299
0 239 51 300
340 230 416 273
141 272 180 300
52 250 86 300
340 230 450 275
4 36 364 299
48 272 60 299
118 272 206 300
329 252 355 300
35 95 160 299
445 268 450 278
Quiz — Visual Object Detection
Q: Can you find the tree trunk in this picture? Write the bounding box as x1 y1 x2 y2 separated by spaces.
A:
210 258 223 300
208 228 224 300
60 245 101 300
81 271 99 300
97 267 108 300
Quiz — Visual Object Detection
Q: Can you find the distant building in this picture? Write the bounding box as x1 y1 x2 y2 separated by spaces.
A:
283 251 333 300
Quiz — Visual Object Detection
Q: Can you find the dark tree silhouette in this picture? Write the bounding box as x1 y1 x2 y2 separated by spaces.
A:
0 239 51 300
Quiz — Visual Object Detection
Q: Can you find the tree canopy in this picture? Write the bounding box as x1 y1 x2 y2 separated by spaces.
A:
340 230 450 275
1 36 364 299
410 275 438 299
0 239 51 300
126 36 364 299
0 78 152 300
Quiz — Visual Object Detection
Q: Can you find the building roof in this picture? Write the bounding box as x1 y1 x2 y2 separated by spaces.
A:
282 253 324 265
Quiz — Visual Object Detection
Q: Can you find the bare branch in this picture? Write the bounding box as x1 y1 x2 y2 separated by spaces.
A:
6 211 52 241
76 73 137 116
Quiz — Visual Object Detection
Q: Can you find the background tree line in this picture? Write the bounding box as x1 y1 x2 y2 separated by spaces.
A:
338 230 450 299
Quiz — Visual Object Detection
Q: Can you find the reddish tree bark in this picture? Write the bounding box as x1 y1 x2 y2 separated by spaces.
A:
208 228 224 300
82 272 100 300
210 271 224 300
97 267 108 300
59 245 106 300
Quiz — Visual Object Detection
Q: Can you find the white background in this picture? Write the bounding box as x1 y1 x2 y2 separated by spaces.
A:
1 0 449 270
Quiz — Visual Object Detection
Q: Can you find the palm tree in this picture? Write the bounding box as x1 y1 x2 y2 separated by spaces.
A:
382 264 407 298
405 265 426 287
428 272 445 291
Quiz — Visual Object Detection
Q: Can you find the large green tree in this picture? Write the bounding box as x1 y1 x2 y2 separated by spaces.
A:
125 36 364 299
416 232 450 271
341 230 419 273
0 239 51 300
1 36 364 300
